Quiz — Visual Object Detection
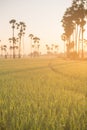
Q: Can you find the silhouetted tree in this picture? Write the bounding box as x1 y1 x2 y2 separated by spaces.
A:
9 37 19 58
29 34 34 56
61 33 67 53
9 19 16 58
33 37 40 56
61 0 87 59
54 45 59 54
9 46 13 58
17 22 26 58
46 44 51 54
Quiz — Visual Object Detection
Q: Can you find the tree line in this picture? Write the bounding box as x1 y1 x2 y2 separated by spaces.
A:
61 0 87 59
1 0 87 59
0 19 59 59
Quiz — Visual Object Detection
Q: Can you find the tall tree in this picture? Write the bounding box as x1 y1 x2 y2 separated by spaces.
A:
9 37 19 58
0 40 2 57
61 33 67 53
61 7 75 56
17 22 26 58
9 46 13 58
71 0 86 58
9 19 16 58
33 37 40 56
46 44 51 54
3 45 7 58
61 0 87 58
29 34 34 56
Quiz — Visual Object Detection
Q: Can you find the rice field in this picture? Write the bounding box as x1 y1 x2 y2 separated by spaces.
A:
0 57 87 130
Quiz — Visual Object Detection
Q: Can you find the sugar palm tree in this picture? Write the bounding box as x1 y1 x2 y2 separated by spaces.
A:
46 44 50 54
33 37 40 56
71 0 86 58
29 34 34 56
54 45 59 54
15 45 19 57
1 45 3 57
61 7 75 57
22 32 25 57
9 37 19 58
61 0 87 58
9 46 13 58
0 40 1 57
9 19 16 58
79 4 86 58
61 33 67 53
33 37 40 44
17 22 26 58
3 45 7 58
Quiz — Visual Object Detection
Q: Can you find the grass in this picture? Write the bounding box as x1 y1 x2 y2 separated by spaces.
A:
0 58 87 130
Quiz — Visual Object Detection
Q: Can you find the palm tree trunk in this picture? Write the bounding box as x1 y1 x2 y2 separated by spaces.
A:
30 39 32 57
78 27 81 57
75 24 79 53
19 37 21 58
81 26 84 59
13 27 15 58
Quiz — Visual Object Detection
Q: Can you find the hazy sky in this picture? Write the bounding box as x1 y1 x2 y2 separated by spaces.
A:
0 0 72 54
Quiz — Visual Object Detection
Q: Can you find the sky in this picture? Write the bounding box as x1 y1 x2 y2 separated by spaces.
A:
0 0 72 54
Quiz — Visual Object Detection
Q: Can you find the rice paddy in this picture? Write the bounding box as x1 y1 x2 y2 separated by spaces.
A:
0 58 87 130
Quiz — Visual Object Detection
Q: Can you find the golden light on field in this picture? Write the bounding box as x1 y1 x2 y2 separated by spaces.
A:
0 58 87 129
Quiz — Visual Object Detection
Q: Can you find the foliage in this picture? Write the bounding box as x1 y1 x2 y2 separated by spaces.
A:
61 0 87 58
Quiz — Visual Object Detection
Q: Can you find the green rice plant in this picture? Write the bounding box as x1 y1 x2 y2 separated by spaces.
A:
0 58 87 130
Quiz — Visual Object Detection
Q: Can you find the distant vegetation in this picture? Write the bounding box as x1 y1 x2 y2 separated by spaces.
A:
1 0 87 60
0 58 87 130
